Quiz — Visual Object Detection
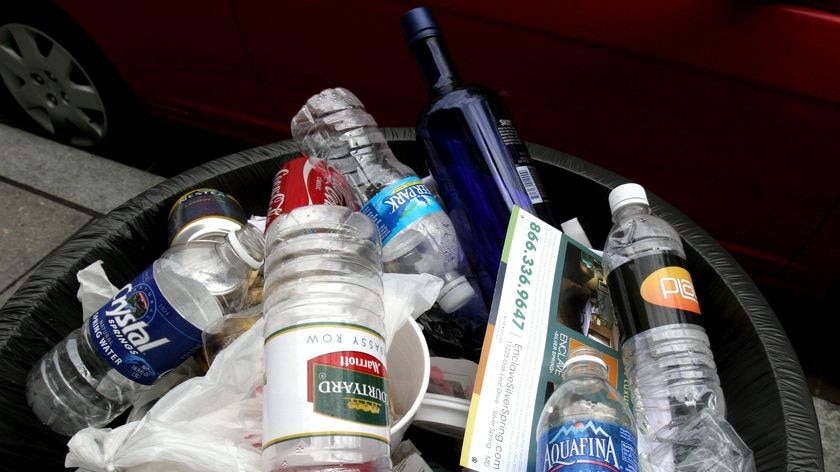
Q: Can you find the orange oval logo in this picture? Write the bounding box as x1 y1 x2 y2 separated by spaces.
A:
640 266 702 314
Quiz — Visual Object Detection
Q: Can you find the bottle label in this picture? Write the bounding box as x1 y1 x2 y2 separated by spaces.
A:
87 265 203 385
496 117 549 203
360 176 443 245
515 165 545 204
262 322 389 451
607 253 702 341
167 188 247 244
496 117 529 161
537 420 638 472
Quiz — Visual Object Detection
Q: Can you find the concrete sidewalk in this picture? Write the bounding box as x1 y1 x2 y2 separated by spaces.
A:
0 123 164 306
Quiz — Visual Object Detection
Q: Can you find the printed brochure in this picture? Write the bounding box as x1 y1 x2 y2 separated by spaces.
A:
460 207 629 472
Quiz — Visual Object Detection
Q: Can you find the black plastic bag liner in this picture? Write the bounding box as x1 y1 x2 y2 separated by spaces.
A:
0 129 823 471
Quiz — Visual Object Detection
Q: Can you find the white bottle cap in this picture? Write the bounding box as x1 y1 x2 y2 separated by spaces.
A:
608 183 648 214
564 354 607 370
437 275 475 313
227 225 264 270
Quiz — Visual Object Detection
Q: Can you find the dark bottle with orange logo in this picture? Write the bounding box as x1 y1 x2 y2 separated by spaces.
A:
602 183 728 470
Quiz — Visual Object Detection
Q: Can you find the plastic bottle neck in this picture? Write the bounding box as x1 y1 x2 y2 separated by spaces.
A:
222 224 264 270
611 202 651 224
562 360 609 382
408 34 462 96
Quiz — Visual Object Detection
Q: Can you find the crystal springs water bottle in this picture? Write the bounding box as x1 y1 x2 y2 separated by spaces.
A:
536 346 638 472
172 223 265 314
25 224 265 436
291 87 475 313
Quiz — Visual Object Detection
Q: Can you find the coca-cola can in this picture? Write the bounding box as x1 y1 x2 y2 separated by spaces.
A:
265 156 355 231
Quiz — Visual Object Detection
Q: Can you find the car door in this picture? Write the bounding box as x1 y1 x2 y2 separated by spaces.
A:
54 0 286 143
236 0 840 298
232 0 427 133
409 0 840 298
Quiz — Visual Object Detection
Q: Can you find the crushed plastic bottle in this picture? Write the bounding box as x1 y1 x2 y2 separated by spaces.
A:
291 87 474 313
602 183 755 472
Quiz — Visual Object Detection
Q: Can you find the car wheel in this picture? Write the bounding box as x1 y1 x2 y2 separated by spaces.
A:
0 8 137 150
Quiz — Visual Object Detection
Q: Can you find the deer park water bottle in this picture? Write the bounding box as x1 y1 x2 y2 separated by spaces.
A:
290 87 475 313
25 224 264 436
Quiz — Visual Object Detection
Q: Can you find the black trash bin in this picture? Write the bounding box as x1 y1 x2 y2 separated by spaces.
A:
0 129 823 471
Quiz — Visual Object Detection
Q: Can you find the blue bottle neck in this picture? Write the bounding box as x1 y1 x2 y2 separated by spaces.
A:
409 34 462 96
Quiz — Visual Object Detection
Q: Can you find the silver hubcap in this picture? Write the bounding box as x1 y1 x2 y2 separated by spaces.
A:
0 23 107 147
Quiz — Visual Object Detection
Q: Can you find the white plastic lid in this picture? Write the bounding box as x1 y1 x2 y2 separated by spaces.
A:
437 275 475 313
608 183 648 214
413 393 471 439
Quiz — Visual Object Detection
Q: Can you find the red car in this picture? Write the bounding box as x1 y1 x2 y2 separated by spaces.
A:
1 1 838 301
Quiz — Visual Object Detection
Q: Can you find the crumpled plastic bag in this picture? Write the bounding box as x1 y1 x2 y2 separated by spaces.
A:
76 260 119 320
66 262 443 472
382 272 443 346
66 317 265 472
643 409 756 472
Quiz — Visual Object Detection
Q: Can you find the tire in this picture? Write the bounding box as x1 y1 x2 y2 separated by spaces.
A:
0 4 141 151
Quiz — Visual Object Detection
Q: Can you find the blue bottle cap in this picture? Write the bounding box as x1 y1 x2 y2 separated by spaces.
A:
401 7 441 45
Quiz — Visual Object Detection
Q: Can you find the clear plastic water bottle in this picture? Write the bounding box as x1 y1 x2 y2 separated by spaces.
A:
402 6 557 306
290 87 475 314
536 346 639 472
25 224 265 436
602 183 754 471
172 223 265 314
262 204 391 472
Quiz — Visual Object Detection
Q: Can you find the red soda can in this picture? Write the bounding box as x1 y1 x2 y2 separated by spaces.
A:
265 156 356 231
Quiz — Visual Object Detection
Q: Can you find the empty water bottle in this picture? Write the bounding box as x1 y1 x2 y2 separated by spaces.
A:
290 87 475 313
26 224 264 436
262 204 391 471
536 346 638 472
602 183 754 471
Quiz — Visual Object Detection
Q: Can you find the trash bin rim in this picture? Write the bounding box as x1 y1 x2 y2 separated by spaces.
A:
0 128 822 471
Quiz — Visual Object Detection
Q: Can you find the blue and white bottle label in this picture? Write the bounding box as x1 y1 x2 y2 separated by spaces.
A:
87 265 203 385
360 177 443 245
537 419 638 472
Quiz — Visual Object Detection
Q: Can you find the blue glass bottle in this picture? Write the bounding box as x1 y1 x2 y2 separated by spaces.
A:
402 6 556 304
